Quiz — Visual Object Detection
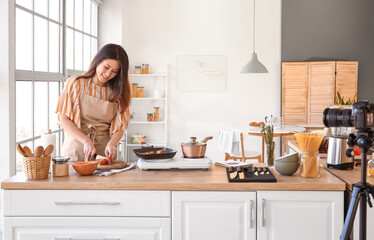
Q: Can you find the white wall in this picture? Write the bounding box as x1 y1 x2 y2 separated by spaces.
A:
101 0 282 161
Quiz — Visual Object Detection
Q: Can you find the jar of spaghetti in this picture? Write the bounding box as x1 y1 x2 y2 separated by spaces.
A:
153 107 160 121
132 83 138 97
135 66 141 74
147 113 154 122
52 156 70 177
137 86 144 98
300 151 319 178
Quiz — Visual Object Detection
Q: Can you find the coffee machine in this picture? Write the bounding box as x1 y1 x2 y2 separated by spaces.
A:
326 105 355 169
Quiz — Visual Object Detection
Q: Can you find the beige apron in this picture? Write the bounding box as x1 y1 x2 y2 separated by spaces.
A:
62 79 119 161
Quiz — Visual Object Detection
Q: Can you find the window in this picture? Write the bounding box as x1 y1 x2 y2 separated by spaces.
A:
15 0 99 173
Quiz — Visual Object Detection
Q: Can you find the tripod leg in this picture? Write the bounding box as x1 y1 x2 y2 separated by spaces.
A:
341 187 361 240
360 195 367 240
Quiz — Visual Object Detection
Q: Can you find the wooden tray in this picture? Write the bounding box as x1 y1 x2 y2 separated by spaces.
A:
97 161 128 170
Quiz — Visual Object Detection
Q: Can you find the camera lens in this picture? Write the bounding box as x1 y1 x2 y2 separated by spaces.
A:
323 107 353 127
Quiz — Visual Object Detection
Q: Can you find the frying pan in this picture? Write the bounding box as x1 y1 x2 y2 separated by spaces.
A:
133 146 177 160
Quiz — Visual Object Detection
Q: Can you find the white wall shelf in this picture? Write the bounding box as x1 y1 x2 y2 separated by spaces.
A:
122 66 168 162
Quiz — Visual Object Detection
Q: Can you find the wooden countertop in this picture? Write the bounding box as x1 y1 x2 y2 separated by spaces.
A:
1 164 345 191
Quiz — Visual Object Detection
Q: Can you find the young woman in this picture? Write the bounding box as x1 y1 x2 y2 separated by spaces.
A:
56 44 131 163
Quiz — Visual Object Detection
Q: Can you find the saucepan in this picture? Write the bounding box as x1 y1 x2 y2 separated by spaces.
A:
181 136 213 158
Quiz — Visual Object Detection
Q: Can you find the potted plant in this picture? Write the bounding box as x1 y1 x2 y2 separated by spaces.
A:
335 92 357 105
261 124 274 167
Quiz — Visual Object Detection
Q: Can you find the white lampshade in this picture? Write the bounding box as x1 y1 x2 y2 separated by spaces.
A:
240 52 268 73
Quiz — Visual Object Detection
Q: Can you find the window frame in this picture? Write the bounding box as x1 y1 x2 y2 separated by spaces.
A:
13 0 100 175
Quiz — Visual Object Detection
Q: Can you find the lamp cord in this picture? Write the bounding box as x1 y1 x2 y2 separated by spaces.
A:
253 0 256 52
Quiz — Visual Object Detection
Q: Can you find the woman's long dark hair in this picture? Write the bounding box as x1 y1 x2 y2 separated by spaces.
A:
77 43 131 115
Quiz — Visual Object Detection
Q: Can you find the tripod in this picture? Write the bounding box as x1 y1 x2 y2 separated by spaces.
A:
340 131 374 240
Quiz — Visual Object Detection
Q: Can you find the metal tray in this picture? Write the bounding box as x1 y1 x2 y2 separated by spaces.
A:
133 146 177 160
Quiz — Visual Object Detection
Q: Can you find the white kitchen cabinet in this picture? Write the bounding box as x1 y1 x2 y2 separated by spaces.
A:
257 191 344 240
172 191 257 240
4 217 171 240
123 70 169 162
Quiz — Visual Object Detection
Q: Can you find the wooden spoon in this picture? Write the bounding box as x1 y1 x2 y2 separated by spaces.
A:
16 144 26 157
43 144 54 157
23 146 33 157
34 146 44 158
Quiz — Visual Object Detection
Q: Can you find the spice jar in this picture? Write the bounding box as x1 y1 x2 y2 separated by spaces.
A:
141 64 146 74
132 83 138 98
135 66 141 74
300 151 319 178
137 86 145 98
145 64 149 74
147 113 154 122
153 107 160 121
52 156 70 177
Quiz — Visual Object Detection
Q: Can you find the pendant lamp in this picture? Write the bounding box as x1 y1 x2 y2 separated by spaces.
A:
240 0 268 73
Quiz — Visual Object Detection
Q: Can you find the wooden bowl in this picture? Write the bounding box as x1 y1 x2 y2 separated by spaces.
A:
72 161 98 176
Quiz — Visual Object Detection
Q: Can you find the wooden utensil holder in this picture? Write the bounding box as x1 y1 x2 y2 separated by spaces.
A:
22 156 51 180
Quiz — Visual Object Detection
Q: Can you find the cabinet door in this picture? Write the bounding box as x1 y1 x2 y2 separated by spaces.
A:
282 62 309 125
172 191 256 240
4 217 171 240
257 191 344 240
308 62 336 125
335 61 358 103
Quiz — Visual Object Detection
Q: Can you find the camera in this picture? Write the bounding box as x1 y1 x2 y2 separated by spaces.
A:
323 100 374 130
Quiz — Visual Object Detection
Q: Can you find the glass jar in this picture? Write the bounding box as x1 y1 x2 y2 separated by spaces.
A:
153 107 160 121
147 113 154 122
131 83 138 98
145 64 149 74
52 156 70 177
135 66 141 74
300 151 320 178
137 86 144 98
141 64 146 74
266 141 275 167
368 158 374 177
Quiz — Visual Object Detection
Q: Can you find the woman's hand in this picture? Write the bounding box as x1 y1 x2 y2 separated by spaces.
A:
105 143 117 163
83 139 96 159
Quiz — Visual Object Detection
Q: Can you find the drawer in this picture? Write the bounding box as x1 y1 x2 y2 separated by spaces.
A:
4 190 170 217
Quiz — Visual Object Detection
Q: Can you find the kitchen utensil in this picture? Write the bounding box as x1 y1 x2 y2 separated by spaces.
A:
23 156 51 180
72 161 98 176
181 136 213 158
43 144 54 157
133 146 177 160
274 161 300 176
16 144 26 157
34 146 44 158
23 146 33 157
97 160 127 170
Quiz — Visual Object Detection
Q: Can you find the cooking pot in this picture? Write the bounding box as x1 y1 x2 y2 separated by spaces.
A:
181 136 213 158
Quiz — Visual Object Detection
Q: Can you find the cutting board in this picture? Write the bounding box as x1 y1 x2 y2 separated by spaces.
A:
97 160 128 170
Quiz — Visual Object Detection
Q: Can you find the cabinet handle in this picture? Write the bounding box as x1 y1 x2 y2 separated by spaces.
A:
261 199 266 227
54 201 120 206
249 200 254 228
54 238 120 240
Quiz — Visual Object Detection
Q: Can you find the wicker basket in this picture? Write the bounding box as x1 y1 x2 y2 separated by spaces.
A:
22 156 51 180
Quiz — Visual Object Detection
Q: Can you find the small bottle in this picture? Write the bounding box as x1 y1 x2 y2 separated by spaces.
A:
141 64 146 74
153 106 160 121
135 66 141 74
137 86 145 98
147 113 154 122
131 83 138 98
145 64 149 74
368 155 374 177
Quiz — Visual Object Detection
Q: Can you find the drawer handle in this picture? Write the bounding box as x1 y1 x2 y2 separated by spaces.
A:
249 200 254 228
261 199 266 227
54 238 120 240
54 201 120 206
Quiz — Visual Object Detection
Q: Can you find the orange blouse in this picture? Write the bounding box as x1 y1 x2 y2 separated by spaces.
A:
56 76 129 135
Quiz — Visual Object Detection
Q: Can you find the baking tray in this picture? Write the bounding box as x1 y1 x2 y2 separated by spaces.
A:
226 167 277 182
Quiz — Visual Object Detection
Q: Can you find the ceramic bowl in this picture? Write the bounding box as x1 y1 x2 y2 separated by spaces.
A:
275 152 300 163
274 161 300 176
72 161 98 176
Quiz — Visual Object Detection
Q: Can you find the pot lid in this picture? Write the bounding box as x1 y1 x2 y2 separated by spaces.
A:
182 137 207 146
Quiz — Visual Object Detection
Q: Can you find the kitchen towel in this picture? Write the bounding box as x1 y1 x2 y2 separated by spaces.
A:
218 129 241 156
93 161 137 176
41 132 56 157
